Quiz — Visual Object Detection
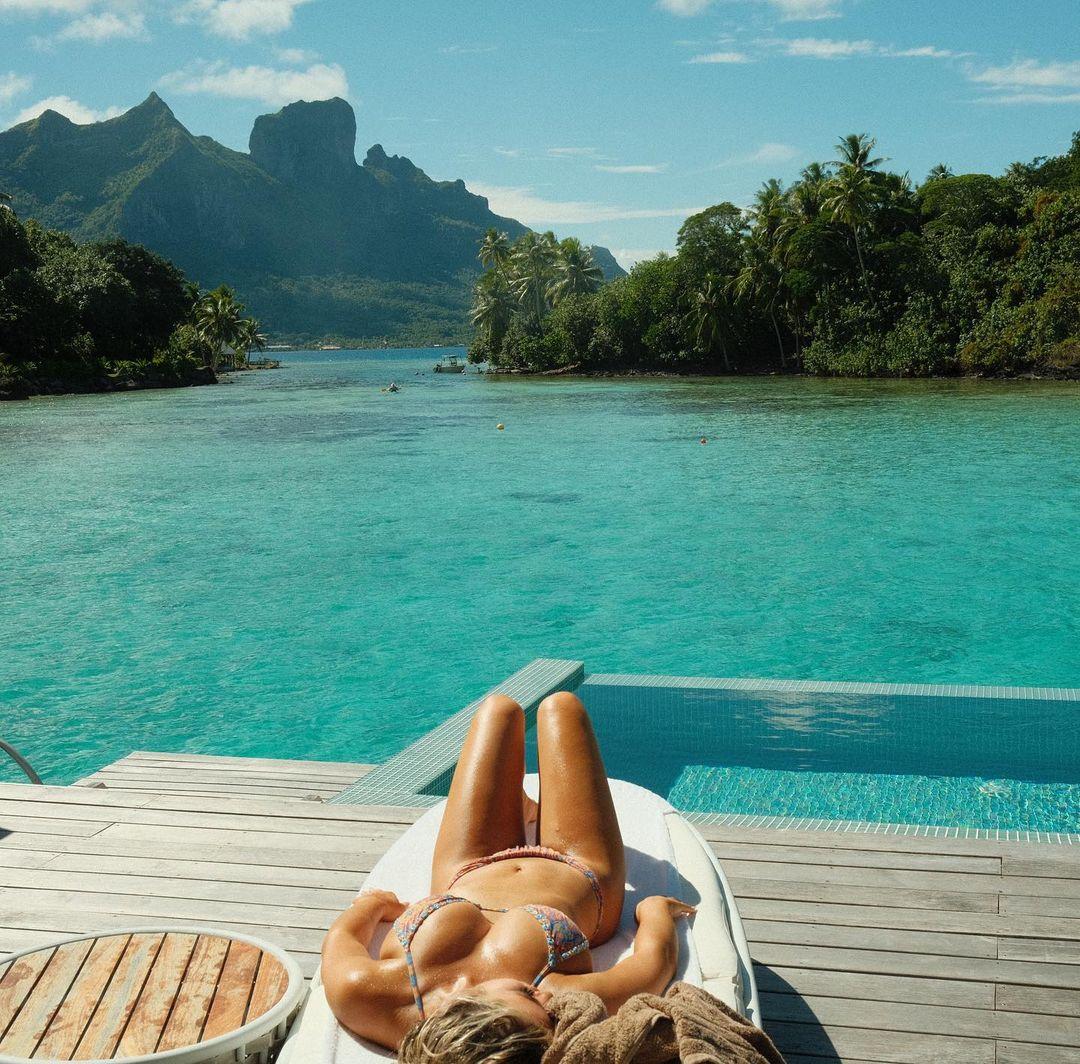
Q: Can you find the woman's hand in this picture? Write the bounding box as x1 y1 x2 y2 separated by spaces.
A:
355 888 407 920
635 896 697 924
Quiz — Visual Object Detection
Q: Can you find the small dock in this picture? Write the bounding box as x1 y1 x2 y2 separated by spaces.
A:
2 752 1079 1063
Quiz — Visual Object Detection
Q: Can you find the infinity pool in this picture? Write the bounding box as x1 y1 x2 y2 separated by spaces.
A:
571 676 1080 833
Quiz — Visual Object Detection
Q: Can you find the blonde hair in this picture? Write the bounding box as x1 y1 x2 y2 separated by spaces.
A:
398 998 550 1064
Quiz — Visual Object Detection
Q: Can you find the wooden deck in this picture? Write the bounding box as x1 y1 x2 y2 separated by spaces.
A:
1 754 1078 1063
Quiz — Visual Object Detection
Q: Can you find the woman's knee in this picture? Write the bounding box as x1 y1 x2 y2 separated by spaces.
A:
474 693 525 728
537 691 588 729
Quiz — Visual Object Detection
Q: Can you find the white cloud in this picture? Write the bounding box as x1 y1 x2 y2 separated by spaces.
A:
779 37 876 58
176 0 312 40
659 0 841 18
613 247 673 269
159 60 349 106
743 142 800 164
689 50 752 64
273 45 319 64
493 147 522 157
57 9 146 40
440 43 497 55
11 94 123 124
657 0 711 15
470 181 702 225
969 58 1080 90
548 146 599 157
0 71 32 105
770 0 840 20
968 58 1080 105
893 46 968 59
0 0 95 11
595 163 668 173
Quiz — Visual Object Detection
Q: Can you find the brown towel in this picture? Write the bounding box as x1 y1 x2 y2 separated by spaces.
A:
543 983 785 1064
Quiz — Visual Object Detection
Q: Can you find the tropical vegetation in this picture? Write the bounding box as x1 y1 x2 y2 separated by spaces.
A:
0 208 264 399
470 131 1080 378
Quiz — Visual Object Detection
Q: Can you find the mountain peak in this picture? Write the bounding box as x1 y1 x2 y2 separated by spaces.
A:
249 97 357 186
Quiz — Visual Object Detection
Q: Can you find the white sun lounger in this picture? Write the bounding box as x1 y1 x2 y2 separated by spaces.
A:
280 778 759 1064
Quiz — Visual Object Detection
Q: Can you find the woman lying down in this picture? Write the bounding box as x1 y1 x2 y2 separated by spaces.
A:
320 691 696 1062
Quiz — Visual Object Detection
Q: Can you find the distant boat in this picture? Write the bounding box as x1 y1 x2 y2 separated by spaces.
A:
433 354 466 373
319 343 343 351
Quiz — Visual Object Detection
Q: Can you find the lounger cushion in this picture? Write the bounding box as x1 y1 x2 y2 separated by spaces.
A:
282 778 745 1064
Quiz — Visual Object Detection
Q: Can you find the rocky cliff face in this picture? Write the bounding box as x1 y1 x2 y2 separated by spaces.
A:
0 95 625 342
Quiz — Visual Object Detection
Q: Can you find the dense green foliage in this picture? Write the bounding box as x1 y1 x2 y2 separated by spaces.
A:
0 207 262 399
0 95 623 347
472 132 1080 378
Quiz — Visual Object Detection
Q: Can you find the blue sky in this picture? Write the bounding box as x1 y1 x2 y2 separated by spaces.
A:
1 0 1077 267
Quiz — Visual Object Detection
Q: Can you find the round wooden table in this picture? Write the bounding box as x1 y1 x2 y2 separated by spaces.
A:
0 929 304 1063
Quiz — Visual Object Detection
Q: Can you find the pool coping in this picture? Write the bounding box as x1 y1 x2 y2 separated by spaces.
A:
331 661 1080 843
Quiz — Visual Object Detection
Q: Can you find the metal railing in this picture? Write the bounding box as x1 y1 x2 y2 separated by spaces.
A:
0 740 43 784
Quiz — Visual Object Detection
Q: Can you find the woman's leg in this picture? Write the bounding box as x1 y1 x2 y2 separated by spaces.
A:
535 691 625 943
431 694 527 889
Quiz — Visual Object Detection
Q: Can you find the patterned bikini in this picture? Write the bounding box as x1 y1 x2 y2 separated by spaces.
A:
391 846 605 1019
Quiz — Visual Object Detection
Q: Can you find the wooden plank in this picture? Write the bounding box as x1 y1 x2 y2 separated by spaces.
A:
202 940 261 1041
1004 853 1080 879
55 934 160 1061
0 907 326 958
724 857 1005 894
0 865 356 911
761 991 1080 1047
997 984 1080 1018
82 779 338 800
740 897 1080 940
754 965 995 1009
246 952 290 1022
33 933 130 1059
157 934 231 1051
747 942 1080 991
744 918 1000 958
0 939 93 1058
761 1019 994 1064
45 851 372 890
0 799 410 839
0 887 341 932
0 815 107 838
114 932 198 1058
731 876 999 914
97 821 396 855
0 948 54 1039
85 767 358 789
997 1044 1080 1064
998 937 1080 963
0 931 60 960
710 840 1002 875
700 825 1056 859
124 750 375 774
1004 893 1080 917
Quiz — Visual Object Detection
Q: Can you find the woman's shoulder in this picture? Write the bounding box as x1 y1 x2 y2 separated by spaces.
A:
323 955 415 1048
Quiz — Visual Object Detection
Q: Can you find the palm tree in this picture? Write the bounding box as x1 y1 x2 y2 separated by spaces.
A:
687 276 732 372
509 233 557 328
470 271 517 346
478 228 511 274
822 164 877 293
234 317 266 367
194 286 254 371
548 238 603 306
730 239 787 368
0 190 12 214
832 133 886 173
926 163 953 182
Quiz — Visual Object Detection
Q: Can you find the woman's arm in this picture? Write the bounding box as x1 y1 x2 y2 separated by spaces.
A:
322 890 409 1045
543 896 694 1013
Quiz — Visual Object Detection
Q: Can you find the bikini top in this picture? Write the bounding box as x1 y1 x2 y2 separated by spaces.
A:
392 895 590 1018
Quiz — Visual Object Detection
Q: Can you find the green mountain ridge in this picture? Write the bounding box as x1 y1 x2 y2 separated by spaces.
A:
0 93 625 344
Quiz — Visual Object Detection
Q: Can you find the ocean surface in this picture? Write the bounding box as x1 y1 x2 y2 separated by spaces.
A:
2 348 1079 787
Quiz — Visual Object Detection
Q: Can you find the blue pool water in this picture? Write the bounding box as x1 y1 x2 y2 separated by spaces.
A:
573 680 1080 832
2 348 1079 829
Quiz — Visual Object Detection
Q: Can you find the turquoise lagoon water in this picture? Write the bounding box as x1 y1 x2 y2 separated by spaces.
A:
2 349 1079 828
